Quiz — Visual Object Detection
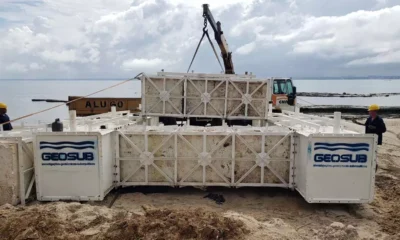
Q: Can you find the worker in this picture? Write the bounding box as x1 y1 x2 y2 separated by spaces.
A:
0 102 13 131
352 104 386 172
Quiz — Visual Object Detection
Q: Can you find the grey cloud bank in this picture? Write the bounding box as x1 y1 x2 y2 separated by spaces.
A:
0 0 399 79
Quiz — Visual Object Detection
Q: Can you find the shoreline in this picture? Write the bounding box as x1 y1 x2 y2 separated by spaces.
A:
299 105 400 118
298 92 400 98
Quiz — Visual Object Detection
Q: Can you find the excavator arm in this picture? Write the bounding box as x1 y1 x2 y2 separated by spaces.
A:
202 4 235 74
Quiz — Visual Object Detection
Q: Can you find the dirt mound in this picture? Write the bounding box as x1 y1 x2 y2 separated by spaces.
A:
374 174 400 235
225 211 303 240
106 206 249 240
0 202 116 240
0 202 248 240
312 222 358 240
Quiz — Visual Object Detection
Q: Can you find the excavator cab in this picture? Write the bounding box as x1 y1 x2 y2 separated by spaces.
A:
272 78 297 111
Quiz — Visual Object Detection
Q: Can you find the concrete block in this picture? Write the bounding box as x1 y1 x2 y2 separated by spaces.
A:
118 126 292 187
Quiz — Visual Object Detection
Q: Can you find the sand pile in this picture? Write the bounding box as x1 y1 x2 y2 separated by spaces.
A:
225 211 302 240
106 206 248 240
0 202 116 240
374 173 400 236
0 202 249 240
312 222 359 240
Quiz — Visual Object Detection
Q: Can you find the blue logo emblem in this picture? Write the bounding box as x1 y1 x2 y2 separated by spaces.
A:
39 141 95 150
314 142 369 152
313 142 369 168
40 141 96 166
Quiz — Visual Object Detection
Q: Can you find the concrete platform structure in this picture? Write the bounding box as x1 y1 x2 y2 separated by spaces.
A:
0 72 378 205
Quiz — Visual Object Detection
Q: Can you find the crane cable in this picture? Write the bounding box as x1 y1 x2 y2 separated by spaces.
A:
187 14 224 73
0 72 144 127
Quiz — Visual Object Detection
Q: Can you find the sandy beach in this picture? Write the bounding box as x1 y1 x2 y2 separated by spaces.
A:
1 118 399 240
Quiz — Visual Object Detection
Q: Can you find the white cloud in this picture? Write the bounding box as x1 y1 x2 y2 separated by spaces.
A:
347 50 400 65
273 6 400 63
230 16 271 37
1 26 50 54
29 62 45 70
5 63 28 72
167 0 249 8
59 64 73 72
121 58 165 70
236 42 256 55
40 50 79 63
0 0 399 78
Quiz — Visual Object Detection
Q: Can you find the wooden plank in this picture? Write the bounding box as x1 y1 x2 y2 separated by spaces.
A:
67 96 141 116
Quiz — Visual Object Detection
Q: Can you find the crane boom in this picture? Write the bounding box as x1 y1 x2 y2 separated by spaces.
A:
202 4 235 74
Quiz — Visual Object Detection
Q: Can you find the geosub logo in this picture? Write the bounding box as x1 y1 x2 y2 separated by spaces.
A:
313 142 369 168
40 141 96 166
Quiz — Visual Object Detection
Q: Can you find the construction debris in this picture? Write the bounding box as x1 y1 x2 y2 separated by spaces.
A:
0 202 249 240
204 193 226 205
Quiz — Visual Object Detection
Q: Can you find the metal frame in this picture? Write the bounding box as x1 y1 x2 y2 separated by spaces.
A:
117 129 177 186
141 73 270 120
269 113 321 131
157 71 257 79
116 126 293 188
141 74 184 116
269 111 362 135
177 129 233 187
234 130 292 188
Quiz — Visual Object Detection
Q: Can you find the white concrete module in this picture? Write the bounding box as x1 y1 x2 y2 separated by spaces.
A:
141 72 270 119
34 131 115 201
117 126 293 188
0 137 34 205
294 133 376 204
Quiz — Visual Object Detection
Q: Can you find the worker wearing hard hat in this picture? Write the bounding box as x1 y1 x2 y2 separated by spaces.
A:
353 104 386 145
353 104 386 172
364 104 386 145
0 102 13 131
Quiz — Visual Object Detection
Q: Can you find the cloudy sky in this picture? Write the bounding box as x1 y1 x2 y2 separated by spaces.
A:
0 0 399 79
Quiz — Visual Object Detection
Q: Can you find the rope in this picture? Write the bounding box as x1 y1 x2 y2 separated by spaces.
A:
0 72 143 126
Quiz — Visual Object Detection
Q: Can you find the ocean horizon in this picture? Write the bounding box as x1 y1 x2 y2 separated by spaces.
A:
1 76 400 81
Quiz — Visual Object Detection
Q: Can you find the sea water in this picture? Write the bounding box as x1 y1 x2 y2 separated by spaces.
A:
0 79 399 124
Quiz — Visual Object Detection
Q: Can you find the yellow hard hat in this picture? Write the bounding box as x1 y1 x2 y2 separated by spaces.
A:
0 102 7 109
368 104 379 111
